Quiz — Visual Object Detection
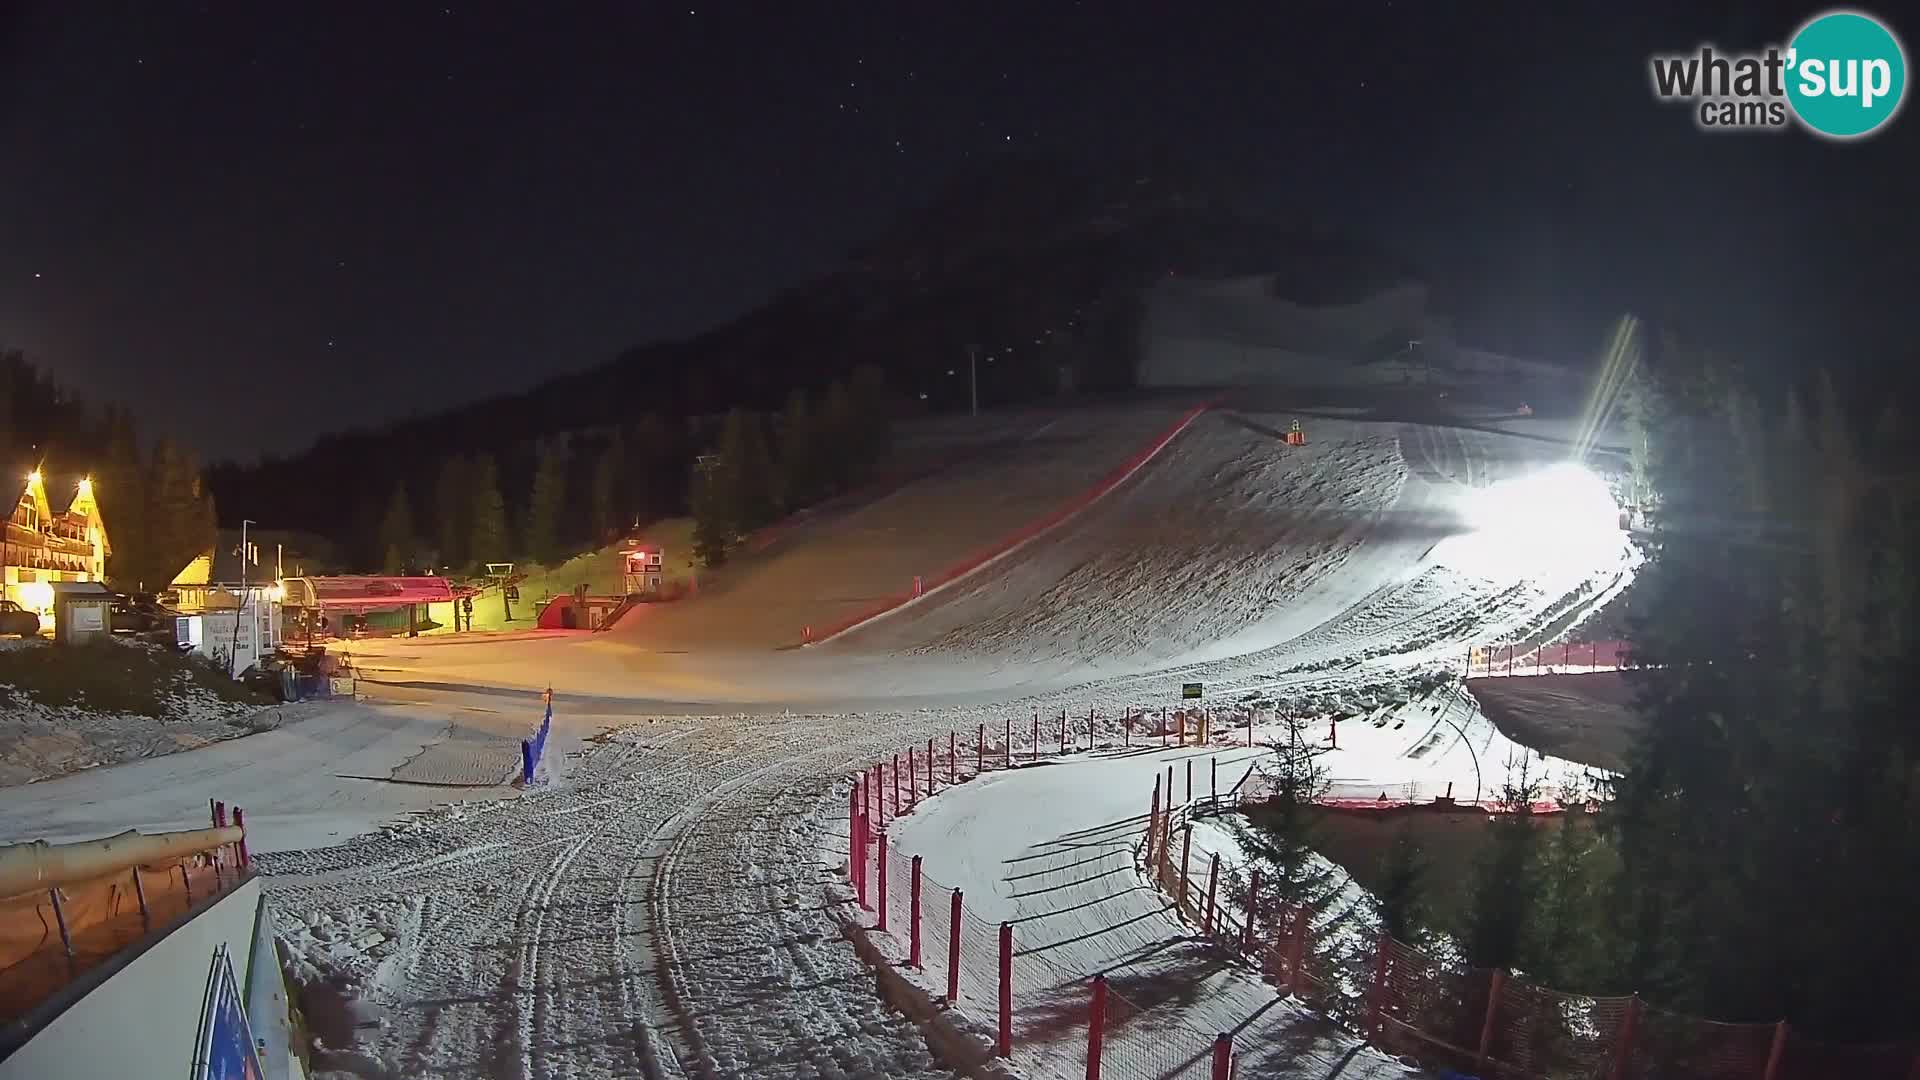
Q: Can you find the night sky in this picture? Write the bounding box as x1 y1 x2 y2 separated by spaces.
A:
3 2 1914 460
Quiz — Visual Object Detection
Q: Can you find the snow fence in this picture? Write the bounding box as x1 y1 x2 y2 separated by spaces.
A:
1466 638 1633 678
843 712 1275 1080
810 400 1217 646
1141 787 1920 1080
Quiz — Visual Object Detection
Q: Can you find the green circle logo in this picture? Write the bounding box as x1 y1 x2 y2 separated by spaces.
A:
1786 10 1907 138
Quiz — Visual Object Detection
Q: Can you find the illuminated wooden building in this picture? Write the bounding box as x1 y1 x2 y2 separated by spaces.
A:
1 469 111 620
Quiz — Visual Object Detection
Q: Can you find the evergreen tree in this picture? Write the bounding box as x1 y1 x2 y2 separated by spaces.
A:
1371 819 1430 946
818 380 859 491
378 483 416 573
592 433 624 541
689 455 730 568
434 455 470 572
99 410 149 589
468 455 509 569
1461 758 1542 970
777 389 820 509
144 439 217 592
523 438 569 565
719 409 776 532
1227 713 1339 910
1522 781 1605 988
849 363 892 463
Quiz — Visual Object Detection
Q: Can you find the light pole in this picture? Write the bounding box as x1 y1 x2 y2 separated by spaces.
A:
967 345 979 417
231 519 257 676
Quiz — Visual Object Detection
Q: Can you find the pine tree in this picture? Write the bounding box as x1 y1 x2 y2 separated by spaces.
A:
523 438 569 566
818 380 859 492
469 455 509 568
1371 819 1429 946
1461 757 1543 970
592 433 624 541
100 411 149 590
719 409 776 532
777 389 819 509
379 483 416 573
690 456 730 568
434 455 470 572
1522 779 1604 987
144 439 217 592
1228 713 1339 910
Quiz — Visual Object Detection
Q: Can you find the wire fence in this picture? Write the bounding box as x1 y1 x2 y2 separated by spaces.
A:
1467 638 1633 678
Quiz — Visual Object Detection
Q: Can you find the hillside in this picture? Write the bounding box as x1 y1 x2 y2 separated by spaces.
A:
207 154 1409 558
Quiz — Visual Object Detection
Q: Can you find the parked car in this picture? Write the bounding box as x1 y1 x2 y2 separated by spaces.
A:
111 594 191 650
0 600 41 638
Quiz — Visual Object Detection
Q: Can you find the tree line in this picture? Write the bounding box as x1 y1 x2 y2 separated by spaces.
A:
2 350 217 594
374 366 893 576
1235 326 1919 1046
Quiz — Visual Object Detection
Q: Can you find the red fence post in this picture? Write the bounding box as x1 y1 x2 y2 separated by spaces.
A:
1204 853 1220 937
1177 711 1186 745
1763 1020 1789 1080
1243 868 1263 956
910 855 924 968
1211 756 1218 805
1186 758 1193 803
876 833 890 930
1477 969 1506 1069
1609 996 1642 1080
1086 974 1108 1080
1162 706 1169 745
1032 713 1040 763
977 723 985 777
233 808 249 867
1166 764 1175 807
1146 777 1162 867
1059 710 1067 755
1367 931 1390 1041
997 923 1013 1058
1088 706 1095 751
949 731 956 784
1005 716 1013 767
948 889 964 1001
212 799 226 828
860 810 875 903
1179 825 1193 916
849 779 860 867
1211 1032 1232 1080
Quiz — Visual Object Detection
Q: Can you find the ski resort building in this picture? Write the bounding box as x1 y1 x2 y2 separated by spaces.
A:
1 469 109 626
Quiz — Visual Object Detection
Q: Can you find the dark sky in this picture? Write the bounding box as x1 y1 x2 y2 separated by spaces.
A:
3 2 1914 460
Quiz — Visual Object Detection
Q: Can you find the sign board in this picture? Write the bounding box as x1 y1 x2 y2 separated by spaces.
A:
1182 683 1203 700
69 603 107 632
194 944 264 1080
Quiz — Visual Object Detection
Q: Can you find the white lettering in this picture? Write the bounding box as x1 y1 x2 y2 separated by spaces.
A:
1799 57 1828 96
1863 59 1892 107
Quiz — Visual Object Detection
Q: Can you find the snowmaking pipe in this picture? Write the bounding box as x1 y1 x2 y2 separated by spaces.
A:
0 827 244 899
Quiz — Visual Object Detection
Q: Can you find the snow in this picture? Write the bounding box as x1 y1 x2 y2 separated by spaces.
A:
1467 670 1646 772
872 744 1421 1079
0 680 271 788
6 395 1647 1079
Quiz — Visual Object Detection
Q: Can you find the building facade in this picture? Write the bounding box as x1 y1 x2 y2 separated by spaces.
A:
2 470 110 622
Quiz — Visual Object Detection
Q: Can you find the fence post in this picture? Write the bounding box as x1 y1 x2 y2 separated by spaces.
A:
1366 931 1391 1041
855 813 869 909
876 833 889 931
1204 853 1220 937
850 779 860 869
1088 706 1095 751
997 922 1013 1058
1476 969 1506 1069
1763 1020 1789 1080
1166 764 1175 807
1059 711 1067 755
1124 711 1131 748
1248 709 1254 747
1186 759 1193 804
1179 825 1193 917
1162 706 1169 746
1608 995 1642 1080
1329 717 1337 749
233 808 249 867
1086 974 1108 1080
1177 711 1186 745
910 856 924 968
867 765 876 825
1211 756 1218 805
948 889 964 1001
1146 777 1162 868
977 724 985 777
1032 713 1040 763
1242 868 1261 955
950 731 956 784
1005 716 1013 767
128 864 151 929
1211 1032 1232 1080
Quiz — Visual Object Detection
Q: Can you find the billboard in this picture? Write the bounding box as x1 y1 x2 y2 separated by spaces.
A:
194 944 263 1080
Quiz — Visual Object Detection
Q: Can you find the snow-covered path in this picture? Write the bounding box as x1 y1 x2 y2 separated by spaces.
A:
881 744 1421 1079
